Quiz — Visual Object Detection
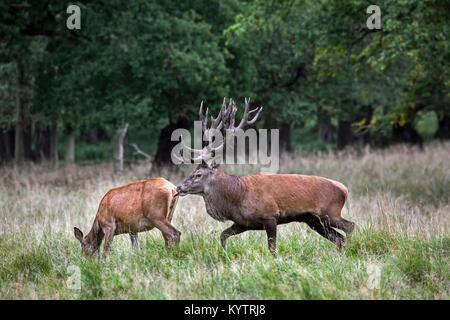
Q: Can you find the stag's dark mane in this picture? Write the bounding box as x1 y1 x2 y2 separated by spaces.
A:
202 169 246 222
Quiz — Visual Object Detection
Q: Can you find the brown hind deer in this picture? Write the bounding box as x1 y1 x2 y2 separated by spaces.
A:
74 178 180 258
175 98 354 255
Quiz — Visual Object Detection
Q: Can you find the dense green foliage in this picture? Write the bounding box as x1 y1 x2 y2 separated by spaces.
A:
0 0 448 163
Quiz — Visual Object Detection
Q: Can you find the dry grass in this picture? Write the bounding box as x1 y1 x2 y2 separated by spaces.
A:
0 142 449 299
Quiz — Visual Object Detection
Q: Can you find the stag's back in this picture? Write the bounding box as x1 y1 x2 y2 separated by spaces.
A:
242 173 347 217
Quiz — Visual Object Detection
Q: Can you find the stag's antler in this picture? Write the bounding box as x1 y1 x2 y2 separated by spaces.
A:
176 98 263 163
227 97 263 133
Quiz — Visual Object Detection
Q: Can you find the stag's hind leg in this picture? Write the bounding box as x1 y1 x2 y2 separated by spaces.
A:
330 217 355 234
323 203 355 235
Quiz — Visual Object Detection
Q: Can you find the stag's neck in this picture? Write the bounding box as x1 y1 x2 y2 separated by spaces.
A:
202 170 246 222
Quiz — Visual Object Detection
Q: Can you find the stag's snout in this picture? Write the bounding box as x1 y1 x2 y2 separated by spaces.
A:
175 185 185 197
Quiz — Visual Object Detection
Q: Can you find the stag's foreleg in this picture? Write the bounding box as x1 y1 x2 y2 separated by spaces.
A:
263 219 277 256
220 220 278 256
220 223 249 249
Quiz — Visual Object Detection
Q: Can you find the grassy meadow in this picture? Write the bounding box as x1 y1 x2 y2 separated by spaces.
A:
0 143 449 299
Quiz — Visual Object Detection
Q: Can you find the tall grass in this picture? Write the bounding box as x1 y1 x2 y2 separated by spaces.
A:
0 142 448 299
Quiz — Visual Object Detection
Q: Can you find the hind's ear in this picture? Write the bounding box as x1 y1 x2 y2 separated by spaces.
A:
74 227 83 243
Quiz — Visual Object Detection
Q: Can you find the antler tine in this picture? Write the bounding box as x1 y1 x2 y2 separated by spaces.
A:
221 97 236 128
236 97 250 130
173 148 185 163
198 101 209 134
225 98 234 120
247 106 263 124
180 136 203 154
210 98 226 129
203 107 209 133
199 100 204 119
228 101 237 129
191 142 224 163
191 153 211 163
216 99 228 131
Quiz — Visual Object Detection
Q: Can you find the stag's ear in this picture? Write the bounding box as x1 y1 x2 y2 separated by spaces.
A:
211 160 220 169
74 227 84 243
201 160 208 168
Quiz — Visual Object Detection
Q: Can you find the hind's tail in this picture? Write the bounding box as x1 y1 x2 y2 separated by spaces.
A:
167 189 179 222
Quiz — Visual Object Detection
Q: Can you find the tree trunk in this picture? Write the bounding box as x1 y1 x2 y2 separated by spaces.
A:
318 112 333 142
154 118 190 165
436 114 450 140
6 129 14 161
391 123 422 146
279 122 292 154
263 114 291 154
49 121 59 168
14 60 25 166
112 123 128 172
0 130 11 163
337 119 357 149
23 122 32 160
337 104 373 149
65 124 75 165
34 122 51 161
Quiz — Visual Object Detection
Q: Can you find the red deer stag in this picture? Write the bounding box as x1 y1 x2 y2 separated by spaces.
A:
175 98 354 255
74 178 180 258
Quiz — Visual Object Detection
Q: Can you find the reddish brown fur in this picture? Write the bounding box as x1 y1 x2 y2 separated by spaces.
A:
177 163 354 255
74 178 180 258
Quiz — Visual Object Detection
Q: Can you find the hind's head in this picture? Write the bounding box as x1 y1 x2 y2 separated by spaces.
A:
73 227 97 257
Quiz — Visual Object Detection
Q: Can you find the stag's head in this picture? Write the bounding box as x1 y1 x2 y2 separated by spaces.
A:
175 98 262 196
176 160 219 196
